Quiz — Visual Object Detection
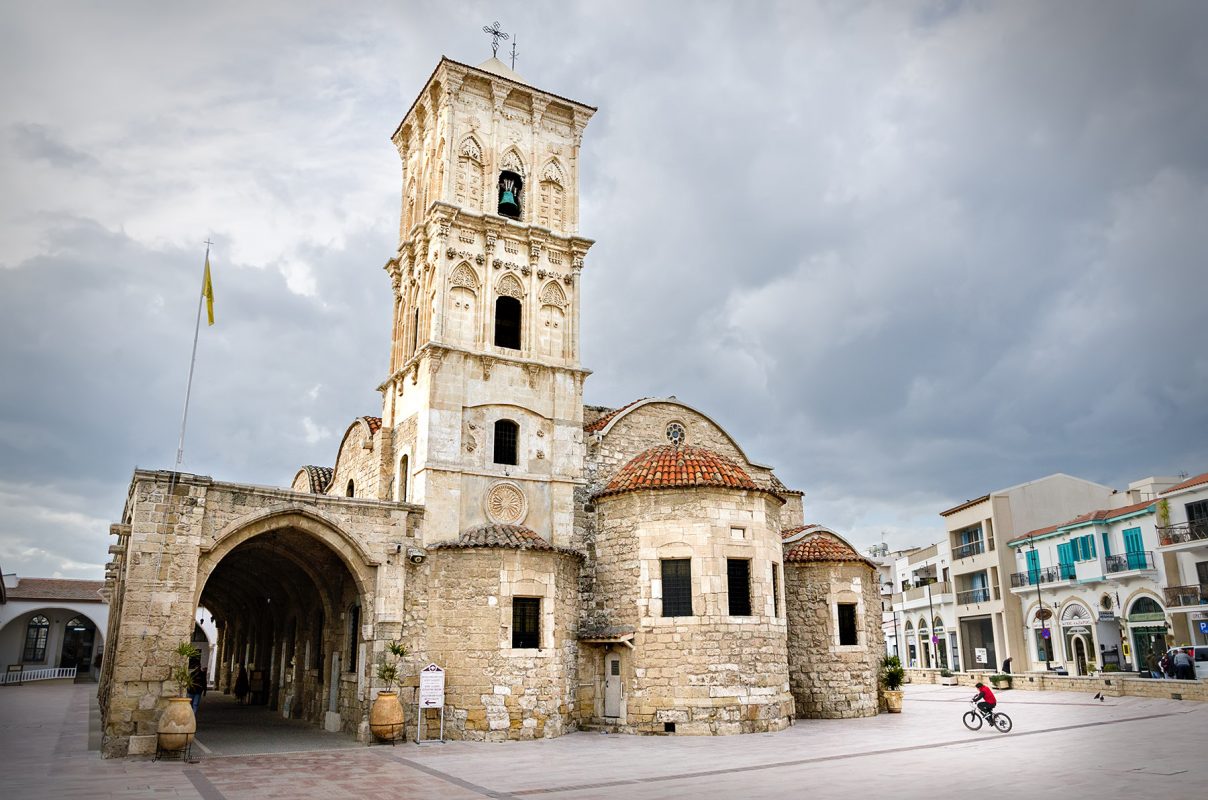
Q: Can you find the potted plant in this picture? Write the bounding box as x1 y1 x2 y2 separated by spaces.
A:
939 668 958 686
989 673 1012 690
881 655 906 713
369 641 407 741
158 642 201 751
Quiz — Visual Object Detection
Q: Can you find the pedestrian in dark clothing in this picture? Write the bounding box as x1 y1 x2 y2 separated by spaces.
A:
1173 649 1194 680
234 665 250 704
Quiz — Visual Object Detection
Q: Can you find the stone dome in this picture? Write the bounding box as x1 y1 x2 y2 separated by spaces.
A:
597 445 759 498
784 531 873 565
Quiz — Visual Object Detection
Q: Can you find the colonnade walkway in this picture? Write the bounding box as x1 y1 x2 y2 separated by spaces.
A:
1 681 1206 798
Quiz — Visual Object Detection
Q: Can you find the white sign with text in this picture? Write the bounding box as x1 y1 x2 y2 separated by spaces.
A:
419 663 445 708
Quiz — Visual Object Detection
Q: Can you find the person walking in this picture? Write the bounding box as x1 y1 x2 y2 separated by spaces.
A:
187 665 204 714
1145 651 1160 679
234 664 250 704
1173 648 1194 680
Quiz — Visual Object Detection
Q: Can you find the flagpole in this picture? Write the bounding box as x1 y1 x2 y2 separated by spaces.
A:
174 240 211 473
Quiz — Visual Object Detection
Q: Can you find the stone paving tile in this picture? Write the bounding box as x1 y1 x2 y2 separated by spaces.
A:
4 682 1208 799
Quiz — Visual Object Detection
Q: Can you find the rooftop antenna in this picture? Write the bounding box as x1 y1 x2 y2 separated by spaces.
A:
482 20 509 58
510 36 519 70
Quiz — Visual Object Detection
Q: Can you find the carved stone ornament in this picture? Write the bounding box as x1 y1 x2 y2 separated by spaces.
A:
449 263 480 289
459 136 483 162
485 481 528 525
500 149 525 176
497 274 525 299
539 282 567 308
541 161 565 186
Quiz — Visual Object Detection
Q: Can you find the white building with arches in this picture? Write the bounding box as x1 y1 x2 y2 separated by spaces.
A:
1 571 108 683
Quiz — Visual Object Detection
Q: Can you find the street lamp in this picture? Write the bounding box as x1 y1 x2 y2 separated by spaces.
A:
1030 537 1051 670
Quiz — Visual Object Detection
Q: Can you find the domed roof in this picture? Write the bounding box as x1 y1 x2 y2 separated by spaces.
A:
784 531 873 566
597 445 760 498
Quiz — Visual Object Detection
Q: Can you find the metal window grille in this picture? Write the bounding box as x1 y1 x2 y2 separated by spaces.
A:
727 559 751 616
512 597 540 648
493 420 519 465
661 559 693 617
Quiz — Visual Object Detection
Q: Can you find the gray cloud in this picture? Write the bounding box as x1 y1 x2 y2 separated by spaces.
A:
1 1 1206 575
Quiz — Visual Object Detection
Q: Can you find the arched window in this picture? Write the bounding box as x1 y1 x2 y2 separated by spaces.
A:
23 615 49 662
346 479 355 498
1129 596 1163 616
411 307 420 355
493 419 519 465
397 455 409 502
495 296 522 349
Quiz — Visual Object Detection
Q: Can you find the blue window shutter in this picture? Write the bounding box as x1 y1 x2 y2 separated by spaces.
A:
1088 535 1095 558
1101 532 1111 557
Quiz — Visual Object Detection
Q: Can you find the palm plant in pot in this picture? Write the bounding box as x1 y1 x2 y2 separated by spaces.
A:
159 642 201 751
881 655 906 713
369 641 407 741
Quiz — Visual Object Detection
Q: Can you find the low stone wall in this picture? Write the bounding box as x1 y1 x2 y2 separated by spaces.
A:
905 668 1207 702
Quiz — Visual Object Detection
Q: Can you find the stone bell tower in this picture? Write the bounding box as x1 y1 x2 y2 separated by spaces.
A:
378 55 596 547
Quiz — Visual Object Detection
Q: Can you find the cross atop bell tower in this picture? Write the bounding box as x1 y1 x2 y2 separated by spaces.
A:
376 56 596 550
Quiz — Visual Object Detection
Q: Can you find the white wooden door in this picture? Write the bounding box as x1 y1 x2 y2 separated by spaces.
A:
604 653 622 718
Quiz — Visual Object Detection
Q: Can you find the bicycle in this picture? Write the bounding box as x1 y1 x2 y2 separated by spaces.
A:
962 699 1012 733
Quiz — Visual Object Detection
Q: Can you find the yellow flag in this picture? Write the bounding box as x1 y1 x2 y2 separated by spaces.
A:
202 256 215 326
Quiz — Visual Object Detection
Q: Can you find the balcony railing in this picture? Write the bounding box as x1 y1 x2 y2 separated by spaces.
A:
1105 552 1155 573
956 587 991 604
1158 520 1208 547
953 537 992 560
1009 564 1077 587
903 580 952 603
1164 583 1208 608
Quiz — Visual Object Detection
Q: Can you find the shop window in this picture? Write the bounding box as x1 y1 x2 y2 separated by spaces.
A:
493 419 519 465
23 615 49 662
838 603 859 645
511 597 540 648
727 559 751 616
661 559 693 617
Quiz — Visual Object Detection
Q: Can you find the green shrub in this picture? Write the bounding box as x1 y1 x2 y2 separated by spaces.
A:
1102 663 1120 672
881 655 905 690
939 668 953 677
989 673 1012 688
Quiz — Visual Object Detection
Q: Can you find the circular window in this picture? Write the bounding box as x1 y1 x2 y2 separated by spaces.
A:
666 422 686 446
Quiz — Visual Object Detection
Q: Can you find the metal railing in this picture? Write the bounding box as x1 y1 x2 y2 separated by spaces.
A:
952 537 991 560
1 666 76 685
1157 520 1208 547
1163 583 1208 608
956 587 991 604
1105 552 1154 573
1009 564 1077 587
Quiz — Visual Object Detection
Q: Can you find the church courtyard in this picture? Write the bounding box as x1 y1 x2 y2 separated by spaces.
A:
2 681 1204 799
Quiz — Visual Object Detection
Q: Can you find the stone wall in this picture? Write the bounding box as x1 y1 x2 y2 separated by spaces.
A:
586 487 792 734
785 560 883 719
328 419 383 500
407 547 581 740
906 667 1208 701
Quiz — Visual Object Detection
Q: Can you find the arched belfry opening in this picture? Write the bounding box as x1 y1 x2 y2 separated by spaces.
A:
498 170 523 219
197 525 367 737
495 295 522 349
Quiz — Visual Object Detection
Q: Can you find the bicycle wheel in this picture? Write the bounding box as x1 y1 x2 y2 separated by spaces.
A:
992 712 1012 733
962 710 982 731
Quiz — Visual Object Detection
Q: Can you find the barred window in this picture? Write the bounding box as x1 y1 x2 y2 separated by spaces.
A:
493 419 519 465
512 597 541 648
661 559 693 617
838 603 859 646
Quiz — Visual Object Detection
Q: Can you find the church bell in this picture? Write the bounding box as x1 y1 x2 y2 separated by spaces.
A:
498 173 521 218
498 189 519 217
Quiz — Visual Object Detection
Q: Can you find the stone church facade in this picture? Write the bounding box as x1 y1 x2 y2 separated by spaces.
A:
97 56 883 757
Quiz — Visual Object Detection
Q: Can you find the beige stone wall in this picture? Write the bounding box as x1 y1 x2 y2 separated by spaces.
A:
328 419 383 500
404 547 581 740
585 488 792 734
785 561 883 719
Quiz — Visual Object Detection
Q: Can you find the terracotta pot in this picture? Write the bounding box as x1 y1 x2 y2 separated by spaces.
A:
370 691 405 741
883 689 904 713
158 696 197 751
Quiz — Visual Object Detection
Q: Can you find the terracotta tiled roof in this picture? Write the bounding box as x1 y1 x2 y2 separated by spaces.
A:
597 445 759 498
1163 470 1208 495
583 398 649 433
781 524 823 540
784 532 872 566
362 416 383 435
301 465 333 494
1008 499 1156 545
430 524 580 556
768 474 803 496
6 578 105 602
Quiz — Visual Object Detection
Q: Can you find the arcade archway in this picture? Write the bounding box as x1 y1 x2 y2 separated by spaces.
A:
196 521 370 739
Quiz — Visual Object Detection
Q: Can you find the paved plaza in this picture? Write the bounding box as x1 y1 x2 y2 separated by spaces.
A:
1 681 1206 799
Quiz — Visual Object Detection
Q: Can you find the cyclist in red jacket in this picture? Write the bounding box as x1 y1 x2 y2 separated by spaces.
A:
973 682 997 719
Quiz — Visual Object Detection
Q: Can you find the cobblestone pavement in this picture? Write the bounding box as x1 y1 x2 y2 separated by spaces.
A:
2 682 1206 799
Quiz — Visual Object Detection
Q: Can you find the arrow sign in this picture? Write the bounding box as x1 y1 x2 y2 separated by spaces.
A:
419 663 445 709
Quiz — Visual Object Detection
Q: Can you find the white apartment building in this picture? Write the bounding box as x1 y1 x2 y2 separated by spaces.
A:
1156 471 1208 647
886 541 958 671
942 474 1116 673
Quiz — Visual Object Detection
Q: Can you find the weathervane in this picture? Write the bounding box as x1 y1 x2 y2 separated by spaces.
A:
482 21 509 57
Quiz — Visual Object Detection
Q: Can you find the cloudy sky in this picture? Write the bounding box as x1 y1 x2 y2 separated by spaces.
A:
2 1 1206 579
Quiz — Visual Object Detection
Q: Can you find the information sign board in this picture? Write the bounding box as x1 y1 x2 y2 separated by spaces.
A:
419 663 445 709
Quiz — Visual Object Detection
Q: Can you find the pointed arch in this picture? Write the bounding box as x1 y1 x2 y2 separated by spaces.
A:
448 263 479 346
538 281 567 308
456 135 485 211
537 159 566 229
538 281 567 358
541 159 565 186
459 135 483 162
449 262 480 289
500 148 526 177
496 273 525 299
